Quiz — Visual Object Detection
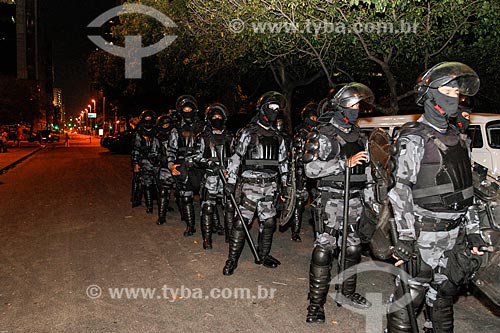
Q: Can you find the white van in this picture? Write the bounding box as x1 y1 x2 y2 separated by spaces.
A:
357 113 500 180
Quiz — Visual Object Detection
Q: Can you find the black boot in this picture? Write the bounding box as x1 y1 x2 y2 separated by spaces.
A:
156 187 169 225
291 198 304 242
144 186 154 214
182 196 196 236
224 200 235 243
306 247 332 323
175 193 185 224
429 296 454 333
201 204 214 249
131 173 142 207
223 217 246 276
257 218 281 268
336 245 371 309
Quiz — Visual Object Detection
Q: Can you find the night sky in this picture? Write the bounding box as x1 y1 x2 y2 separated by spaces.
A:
44 0 117 117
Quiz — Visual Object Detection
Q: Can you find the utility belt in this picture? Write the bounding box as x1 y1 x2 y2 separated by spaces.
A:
319 190 361 200
318 174 367 188
242 175 278 185
242 159 280 172
415 216 464 232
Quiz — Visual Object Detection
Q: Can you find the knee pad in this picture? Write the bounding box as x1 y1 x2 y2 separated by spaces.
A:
225 201 235 212
181 196 192 204
262 218 275 230
344 245 362 260
202 204 214 215
312 247 333 267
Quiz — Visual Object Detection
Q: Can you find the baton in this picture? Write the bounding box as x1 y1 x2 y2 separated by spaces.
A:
215 151 261 264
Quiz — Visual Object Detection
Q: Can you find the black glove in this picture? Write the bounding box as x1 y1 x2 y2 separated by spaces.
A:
393 239 415 262
224 183 236 197
467 234 486 249
207 160 222 174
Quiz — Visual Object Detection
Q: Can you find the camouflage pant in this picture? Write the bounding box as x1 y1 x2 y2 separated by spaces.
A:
314 192 363 251
237 180 278 223
157 167 174 188
200 174 224 208
139 161 157 186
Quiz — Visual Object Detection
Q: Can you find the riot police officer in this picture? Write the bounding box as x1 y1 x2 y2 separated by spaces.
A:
168 95 205 236
290 102 319 242
153 113 176 225
222 91 289 275
193 103 234 249
131 110 159 214
303 83 374 323
387 62 484 333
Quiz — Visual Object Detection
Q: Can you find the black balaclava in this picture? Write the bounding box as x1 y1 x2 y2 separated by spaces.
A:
456 109 471 133
143 117 154 130
304 117 317 128
259 104 279 127
210 118 225 131
332 107 358 129
424 82 459 128
181 103 196 120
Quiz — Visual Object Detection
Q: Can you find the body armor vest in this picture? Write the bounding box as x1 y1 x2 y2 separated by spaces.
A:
202 131 232 168
400 123 473 212
177 121 201 160
320 124 367 189
242 125 281 172
137 127 156 159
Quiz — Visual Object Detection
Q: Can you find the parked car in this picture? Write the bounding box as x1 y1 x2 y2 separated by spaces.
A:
106 130 134 154
357 113 500 180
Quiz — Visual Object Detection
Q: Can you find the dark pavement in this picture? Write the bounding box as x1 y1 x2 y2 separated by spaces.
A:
0 135 499 332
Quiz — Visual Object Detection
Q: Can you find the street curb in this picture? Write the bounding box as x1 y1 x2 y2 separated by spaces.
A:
0 146 45 174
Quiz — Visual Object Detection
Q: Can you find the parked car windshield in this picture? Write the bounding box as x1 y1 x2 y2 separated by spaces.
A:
487 120 500 149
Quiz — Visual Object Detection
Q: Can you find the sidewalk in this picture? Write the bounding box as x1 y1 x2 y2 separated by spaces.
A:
0 141 44 174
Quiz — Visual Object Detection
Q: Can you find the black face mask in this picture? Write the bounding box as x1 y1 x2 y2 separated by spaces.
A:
332 107 357 128
429 89 458 118
210 118 225 131
143 120 154 130
259 110 278 127
304 117 317 128
182 111 195 120
455 113 470 133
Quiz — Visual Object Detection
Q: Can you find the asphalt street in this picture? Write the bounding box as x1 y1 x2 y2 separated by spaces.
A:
0 135 498 332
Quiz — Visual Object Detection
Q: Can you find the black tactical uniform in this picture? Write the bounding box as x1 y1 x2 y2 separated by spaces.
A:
193 103 234 249
131 110 158 214
303 83 374 323
387 62 484 333
222 91 289 275
152 113 176 225
167 96 205 236
290 103 319 242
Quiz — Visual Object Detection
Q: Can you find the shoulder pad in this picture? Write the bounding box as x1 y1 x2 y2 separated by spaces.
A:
306 129 320 141
303 129 320 163
402 122 422 129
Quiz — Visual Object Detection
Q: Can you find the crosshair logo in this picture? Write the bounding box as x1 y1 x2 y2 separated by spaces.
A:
87 4 177 79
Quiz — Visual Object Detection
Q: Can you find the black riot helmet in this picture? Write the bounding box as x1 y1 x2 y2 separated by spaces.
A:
327 83 374 127
139 109 157 130
301 102 319 127
256 91 286 127
176 95 198 120
205 103 228 131
415 62 480 106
